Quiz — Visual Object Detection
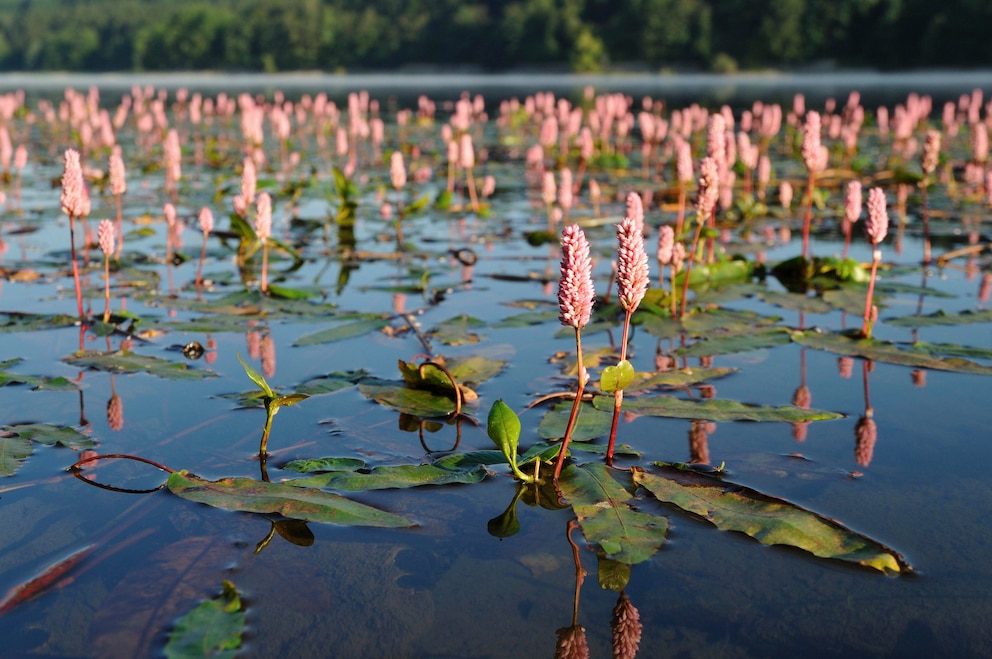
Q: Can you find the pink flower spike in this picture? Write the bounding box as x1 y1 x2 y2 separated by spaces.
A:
255 193 272 242
97 219 115 257
617 217 649 313
657 225 674 265
109 146 127 196
558 224 595 329
695 157 719 221
801 111 822 173
844 181 862 224
865 187 889 246
390 150 406 191
60 148 84 218
163 202 177 227
199 207 214 235
625 191 644 234
240 157 257 206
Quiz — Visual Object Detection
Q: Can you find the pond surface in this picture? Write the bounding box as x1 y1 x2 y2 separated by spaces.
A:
0 73 991 658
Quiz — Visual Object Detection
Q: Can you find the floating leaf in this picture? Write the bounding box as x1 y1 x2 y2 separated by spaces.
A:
822 287 881 314
538 401 613 441
757 290 834 314
294 370 368 396
597 557 631 592
398 359 477 402
3 423 94 448
600 360 635 393
494 309 560 328
281 457 367 474
591 394 843 422
0 312 77 334
0 436 32 477
631 367 738 390
64 351 214 380
358 379 457 417
0 358 78 391
791 329 992 374
682 308 781 337
167 471 414 527
675 327 792 357
909 340 992 360
164 580 244 659
293 318 390 346
557 463 668 565
287 462 489 491
632 466 910 574
429 314 486 345
885 309 992 327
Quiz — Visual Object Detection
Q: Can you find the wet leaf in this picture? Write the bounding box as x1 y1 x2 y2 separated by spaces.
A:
676 327 792 357
167 471 415 527
597 557 631 592
538 401 613 441
281 457 367 473
0 312 77 334
909 340 992 360
822 287 881 314
557 463 668 565
358 379 458 417
293 318 390 346
0 359 78 391
591 394 843 422
630 367 738 390
294 370 368 395
791 329 992 374
0 436 32 477
445 355 506 385
266 284 322 300
64 350 215 380
682 308 781 337
164 580 244 659
287 462 489 491
429 314 486 345
493 309 559 328
397 359 478 402
3 423 94 448
757 290 834 314
237 353 272 396
488 399 521 463
600 360 635 393
885 309 992 327
632 466 910 574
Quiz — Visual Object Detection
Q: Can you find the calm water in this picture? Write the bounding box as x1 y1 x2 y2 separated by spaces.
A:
0 73 990 658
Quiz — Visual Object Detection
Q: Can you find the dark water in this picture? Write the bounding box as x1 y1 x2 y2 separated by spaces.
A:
0 72 990 658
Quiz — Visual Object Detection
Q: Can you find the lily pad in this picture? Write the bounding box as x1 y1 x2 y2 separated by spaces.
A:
294 370 369 396
682 308 782 337
428 314 486 345
632 466 910 574
557 463 668 565
64 351 215 380
0 436 32 477
791 329 992 374
757 290 834 314
591 394 843 423
3 423 95 448
0 359 78 391
630 367 739 390
358 378 458 417
0 312 77 334
167 471 414 527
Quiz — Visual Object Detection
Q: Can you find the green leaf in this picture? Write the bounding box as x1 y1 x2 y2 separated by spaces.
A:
0 312 77 334
557 463 668 565
237 353 273 396
599 360 635 393
167 471 415 527
431 450 508 469
266 284 322 300
428 314 486 346
632 467 910 574
0 436 32 477
597 557 631 592
487 399 521 464
909 340 992 360
281 457 366 473
287 462 489 491
293 318 389 346
273 393 309 408
358 379 457 417
682 308 781 337
493 309 559 328
757 290 834 314
164 580 244 659
675 327 792 357
822 287 880 314
885 309 992 327
630 367 738 390
3 423 94 448
591 394 843 423
64 351 214 380
537 401 613 441
791 329 992 375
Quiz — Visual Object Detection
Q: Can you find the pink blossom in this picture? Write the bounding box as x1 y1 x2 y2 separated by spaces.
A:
558 224 594 329
255 192 272 241
657 225 674 265
199 207 214 235
695 157 719 221
459 133 475 169
617 217 649 312
542 171 556 206
389 150 406 191
97 219 115 256
559 169 573 210
109 146 126 196
779 181 794 212
60 148 85 217
801 111 822 172
922 129 941 176
625 191 644 234
865 187 889 245
844 180 862 224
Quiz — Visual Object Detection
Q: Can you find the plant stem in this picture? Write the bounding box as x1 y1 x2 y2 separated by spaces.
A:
801 171 815 260
260 240 269 293
102 255 110 322
196 235 207 288
259 402 275 456
862 251 880 338
68 214 84 320
606 310 633 465
920 181 931 264
680 220 705 318
554 328 586 481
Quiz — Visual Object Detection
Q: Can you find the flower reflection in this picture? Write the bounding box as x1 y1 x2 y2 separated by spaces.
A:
260 332 276 378
689 420 714 465
107 376 123 432
837 356 854 379
554 625 589 659
855 359 878 467
611 591 642 659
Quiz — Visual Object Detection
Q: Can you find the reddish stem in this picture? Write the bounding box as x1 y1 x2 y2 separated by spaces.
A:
862 252 880 338
554 328 586 481
801 171 815 260
606 309 633 465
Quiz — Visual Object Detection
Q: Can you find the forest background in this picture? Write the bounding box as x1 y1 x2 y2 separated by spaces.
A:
1 0 990 74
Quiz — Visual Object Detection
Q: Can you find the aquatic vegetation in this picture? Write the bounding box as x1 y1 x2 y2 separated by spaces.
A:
0 78 990 656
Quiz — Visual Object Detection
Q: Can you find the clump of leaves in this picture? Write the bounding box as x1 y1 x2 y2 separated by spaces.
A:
237 353 309 456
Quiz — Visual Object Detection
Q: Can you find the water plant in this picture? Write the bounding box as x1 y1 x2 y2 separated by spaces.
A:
96 219 114 322
862 187 890 338
236 353 308 458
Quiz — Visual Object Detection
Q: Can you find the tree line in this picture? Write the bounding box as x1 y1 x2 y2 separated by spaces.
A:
0 0 989 73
